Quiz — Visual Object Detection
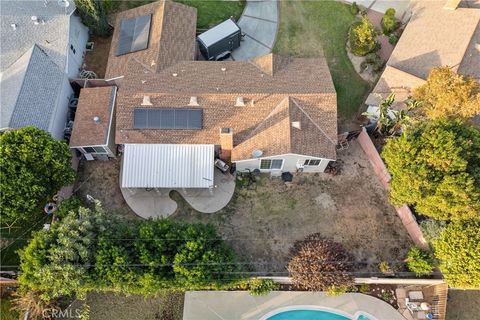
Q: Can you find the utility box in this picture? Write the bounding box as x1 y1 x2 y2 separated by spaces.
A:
197 19 241 61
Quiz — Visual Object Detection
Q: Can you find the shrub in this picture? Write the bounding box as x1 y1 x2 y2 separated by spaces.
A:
54 197 82 218
326 286 349 296
382 119 480 220
378 261 393 274
406 247 434 276
420 219 447 243
350 2 359 15
433 221 480 289
288 233 354 291
364 53 385 73
388 33 399 45
247 278 279 296
359 283 370 294
349 16 377 56
382 8 397 35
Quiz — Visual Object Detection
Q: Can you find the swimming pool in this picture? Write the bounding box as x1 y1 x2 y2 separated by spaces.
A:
262 306 373 320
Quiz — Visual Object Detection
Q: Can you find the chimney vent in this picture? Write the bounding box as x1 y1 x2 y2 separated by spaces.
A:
188 96 199 106
235 97 245 107
291 121 301 129
221 67 227 72
141 96 152 106
11 24 17 30
93 116 101 124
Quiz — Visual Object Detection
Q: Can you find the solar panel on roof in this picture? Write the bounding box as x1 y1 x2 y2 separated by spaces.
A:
116 14 152 56
133 108 203 129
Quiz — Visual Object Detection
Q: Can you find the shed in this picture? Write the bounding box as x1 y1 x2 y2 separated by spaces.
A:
69 86 117 160
121 144 215 189
197 19 241 60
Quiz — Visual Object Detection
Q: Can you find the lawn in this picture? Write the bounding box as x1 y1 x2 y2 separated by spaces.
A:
85 291 184 320
0 294 19 320
446 290 480 320
110 0 245 30
274 1 370 119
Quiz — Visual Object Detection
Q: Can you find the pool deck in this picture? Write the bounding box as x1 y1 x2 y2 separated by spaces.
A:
183 291 405 320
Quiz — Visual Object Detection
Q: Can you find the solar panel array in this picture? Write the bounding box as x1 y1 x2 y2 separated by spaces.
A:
116 14 152 56
134 108 203 129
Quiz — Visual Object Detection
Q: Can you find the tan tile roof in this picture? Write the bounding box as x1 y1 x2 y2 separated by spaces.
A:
69 86 116 147
388 1 480 79
115 53 337 160
104 0 196 79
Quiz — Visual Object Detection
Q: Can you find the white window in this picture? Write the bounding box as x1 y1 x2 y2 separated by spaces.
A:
304 159 321 166
260 159 283 170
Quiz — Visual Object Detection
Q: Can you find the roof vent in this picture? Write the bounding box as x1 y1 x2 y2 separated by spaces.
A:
235 96 245 107
172 73 178 77
141 96 152 106
150 60 156 67
10 24 17 30
31 16 44 25
221 67 227 72
93 116 101 124
291 121 301 129
57 0 70 8
252 149 263 158
188 96 199 106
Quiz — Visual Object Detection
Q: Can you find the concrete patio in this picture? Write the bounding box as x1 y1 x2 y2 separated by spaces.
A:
120 170 236 218
183 291 405 320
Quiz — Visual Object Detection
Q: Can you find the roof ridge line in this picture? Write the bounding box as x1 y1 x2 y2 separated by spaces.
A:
290 97 337 146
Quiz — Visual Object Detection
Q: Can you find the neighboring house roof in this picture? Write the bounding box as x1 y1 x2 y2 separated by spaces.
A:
369 0 480 105
0 45 64 130
69 86 117 148
104 0 197 79
116 53 338 161
0 0 75 73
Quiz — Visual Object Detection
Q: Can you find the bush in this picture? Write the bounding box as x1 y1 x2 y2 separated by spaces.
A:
388 33 399 45
288 233 354 291
54 197 82 218
350 2 359 15
406 247 434 276
378 261 393 274
364 53 385 73
19 203 240 300
382 8 397 35
246 278 279 296
382 119 480 220
420 219 447 243
326 286 349 296
349 16 377 56
359 283 370 294
433 221 480 289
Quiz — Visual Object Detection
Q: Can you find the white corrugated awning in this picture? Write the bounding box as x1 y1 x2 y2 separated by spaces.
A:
121 144 214 189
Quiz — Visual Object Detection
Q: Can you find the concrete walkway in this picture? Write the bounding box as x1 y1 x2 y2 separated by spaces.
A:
120 170 236 218
232 0 279 61
183 291 405 320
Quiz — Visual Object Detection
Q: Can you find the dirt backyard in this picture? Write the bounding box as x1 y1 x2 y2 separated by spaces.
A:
174 140 413 273
74 140 412 273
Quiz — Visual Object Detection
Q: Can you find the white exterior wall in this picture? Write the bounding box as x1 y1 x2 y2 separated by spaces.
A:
48 74 74 140
235 153 332 173
67 14 89 78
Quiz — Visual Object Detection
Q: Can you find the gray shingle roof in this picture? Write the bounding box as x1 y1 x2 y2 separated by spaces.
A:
0 0 74 72
1 45 64 130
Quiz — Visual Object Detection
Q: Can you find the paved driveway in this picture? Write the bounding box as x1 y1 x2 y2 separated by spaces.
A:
232 0 279 61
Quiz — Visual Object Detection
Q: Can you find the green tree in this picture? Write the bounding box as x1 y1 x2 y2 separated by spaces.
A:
413 67 480 119
287 233 353 291
405 247 434 276
381 8 397 35
349 15 377 56
18 203 112 300
433 221 480 289
75 0 110 37
382 119 480 220
0 127 75 225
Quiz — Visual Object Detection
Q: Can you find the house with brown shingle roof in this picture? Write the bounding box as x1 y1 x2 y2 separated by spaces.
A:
72 0 337 190
367 0 480 109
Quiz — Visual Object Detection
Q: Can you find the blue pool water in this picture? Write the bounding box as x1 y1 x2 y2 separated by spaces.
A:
266 310 371 320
